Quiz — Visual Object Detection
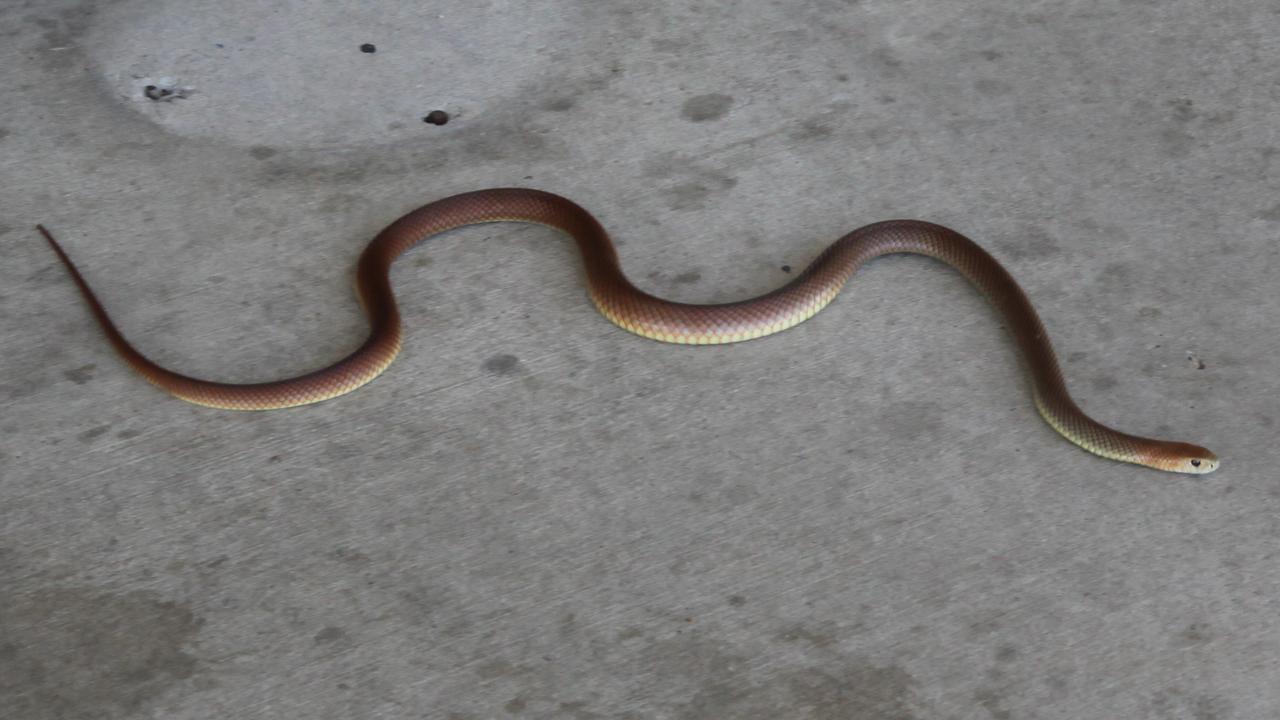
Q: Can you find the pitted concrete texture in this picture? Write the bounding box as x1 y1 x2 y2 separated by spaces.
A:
3 1 1277 718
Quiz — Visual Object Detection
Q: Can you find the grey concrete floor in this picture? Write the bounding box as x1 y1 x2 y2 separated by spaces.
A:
2 1 1277 718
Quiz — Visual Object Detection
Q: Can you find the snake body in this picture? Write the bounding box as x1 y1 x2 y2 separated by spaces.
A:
38 188 1217 473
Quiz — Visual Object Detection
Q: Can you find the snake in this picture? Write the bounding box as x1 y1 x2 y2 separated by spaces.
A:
37 188 1217 474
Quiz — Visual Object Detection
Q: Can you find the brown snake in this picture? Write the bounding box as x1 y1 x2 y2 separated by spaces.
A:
38 188 1217 473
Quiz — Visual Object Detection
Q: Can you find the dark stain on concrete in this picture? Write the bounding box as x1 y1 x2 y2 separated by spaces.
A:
789 118 835 142
974 687 1012 719
76 424 111 443
254 146 454 188
1152 687 1234 720
1168 97 1196 123
1094 262 1133 294
674 271 702 284
1152 98 1211 158
331 546 371 565
775 622 837 648
1091 375 1118 392
871 46 905 74
1175 622 1213 647
651 37 690 54
681 93 734 122
616 627 645 641
256 152 377 185
0 382 38 403
967 610 1004 637
559 700 625 719
664 171 738 212
542 96 576 112
558 613 578 638
313 626 348 644
677 658 922 719
1159 126 1196 158
249 145 277 160
1253 202 1280 221
62 363 96 385
0 587 203 720
483 354 521 375
632 634 926 719
443 630 923 717
28 3 100 69
461 123 552 162
475 658 533 680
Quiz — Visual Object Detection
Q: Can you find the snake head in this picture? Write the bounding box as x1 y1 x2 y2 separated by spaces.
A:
1156 442 1219 474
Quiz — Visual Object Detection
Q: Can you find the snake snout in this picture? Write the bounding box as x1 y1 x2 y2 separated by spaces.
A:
1168 442 1219 474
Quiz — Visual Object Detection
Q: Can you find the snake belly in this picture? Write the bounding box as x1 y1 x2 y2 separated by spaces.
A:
37 188 1218 474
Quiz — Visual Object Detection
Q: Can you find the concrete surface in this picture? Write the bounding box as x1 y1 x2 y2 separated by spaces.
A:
2 0 1277 718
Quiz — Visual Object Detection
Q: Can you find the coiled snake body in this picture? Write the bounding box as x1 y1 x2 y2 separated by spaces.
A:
38 188 1217 473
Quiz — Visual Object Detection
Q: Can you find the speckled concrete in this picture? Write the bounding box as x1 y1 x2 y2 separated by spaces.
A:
2 1 1277 718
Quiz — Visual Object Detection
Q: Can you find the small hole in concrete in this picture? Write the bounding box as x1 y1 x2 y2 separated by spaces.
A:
423 110 450 125
360 43 376 53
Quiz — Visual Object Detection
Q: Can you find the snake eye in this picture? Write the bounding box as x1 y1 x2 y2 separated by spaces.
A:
1191 459 1201 467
